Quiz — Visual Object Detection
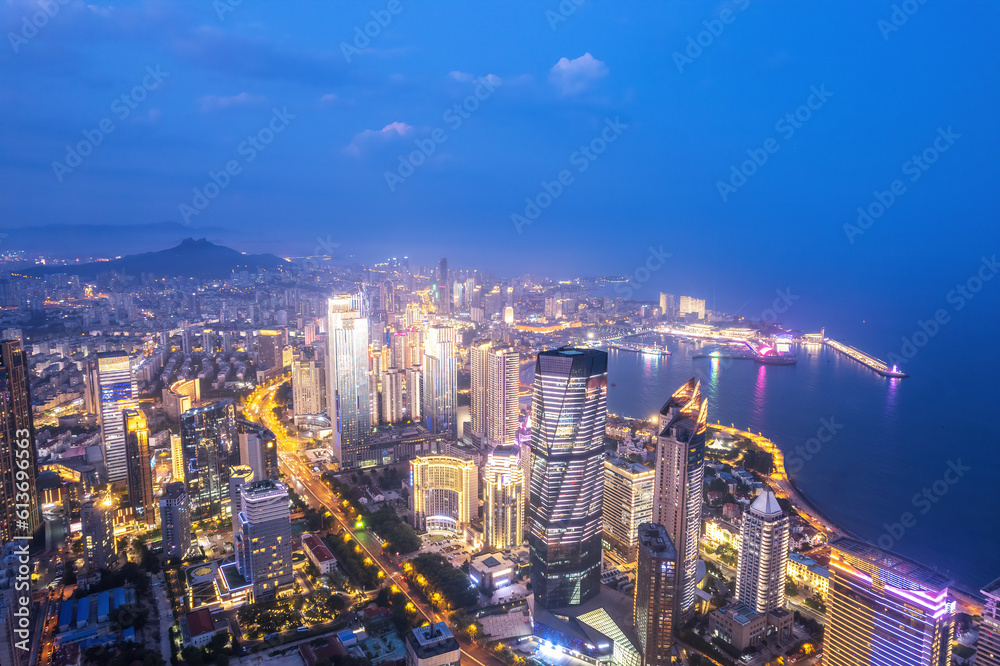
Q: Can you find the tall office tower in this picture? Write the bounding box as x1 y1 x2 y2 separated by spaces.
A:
160 482 191 560
380 368 405 424
602 458 655 564
405 302 421 327
658 292 675 318
678 296 706 320
81 498 117 571
487 345 520 446
123 409 155 527
0 339 40 541
503 306 514 324
436 258 449 315
409 455 478 534
381 279 396 314
390 331 409 369
255 329 285 371
229 465 255 519
423 325 457 438
181 401 238 519
406 327 423 367
202 330 213 353
634 523 677 666
652 378 707 626
170 433 184 482
404 366 423 420
181 328 192 355
235 480 293 602
326 296 372 468
483 445 524 550
980 577 1000 666
0 543 28 666
528 347 607 609
469 341 491 442
735 490 789 613
237 421 279 481
222 330 233 354
91 351 139 482
826 537 953 666
292 355 324 416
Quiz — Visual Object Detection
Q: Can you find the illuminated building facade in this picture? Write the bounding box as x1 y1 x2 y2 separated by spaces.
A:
602 458 655 564
980 577 1000 666
483 445 524 550
235 480 293 602
91 351 139 482
292 355 324 418
487 345 520 446
735 490 789 614
405 365 422 420
826 537 953 666
326 296 373 467
380 368 404 424
229 465 254 520
181 401 238 519
635 523 677 666
0 339 40 541
528 347 607 609
160 482 191 560
237 420 279 481
123 409 155 527
254 329 285 371
653 378 707 626
81 498 117 571
409 455 477 534
423 325 457 438
678 296 706 320
469 341 490 443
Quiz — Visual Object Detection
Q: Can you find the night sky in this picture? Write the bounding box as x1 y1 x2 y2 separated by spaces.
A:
2 0 999 330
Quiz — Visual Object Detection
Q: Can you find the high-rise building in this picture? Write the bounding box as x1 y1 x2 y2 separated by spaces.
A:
487 345 520 446
170 433 184 483
658 292 675 318
826 537 953 666
181 401 238 519
380 368 404 424
436 258 449 315
980 577 1000 666
652 378 707 626
160 482 191 560
0 339 40 541
634 523 677 666
229 465 255 520
254 329 285 371
735 490 789 614
483 445 524 550
469 341 491 442
528 347 607 609
327 296 373 467
405 365 422 421
90 351 138 481
404 622 461 666
236 421 279 481
123 409 155 527
602 458 655 564
235 480 293 602
423 325 457 438
81 497 117 571
678 296 706 320
292 355 324 417
409 455 478 534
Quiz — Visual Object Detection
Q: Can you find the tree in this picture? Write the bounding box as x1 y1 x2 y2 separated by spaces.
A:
785 580 799 597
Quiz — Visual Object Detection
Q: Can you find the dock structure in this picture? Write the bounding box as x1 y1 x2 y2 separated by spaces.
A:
824 339 908 377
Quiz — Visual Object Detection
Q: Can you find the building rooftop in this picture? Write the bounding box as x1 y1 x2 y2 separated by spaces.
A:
301 533 336 563
406 622 460 660
638 522 677 559
606 457 653 476
749 490 783 516
183 608 215 638
831 537 952 590
982 575 1000 599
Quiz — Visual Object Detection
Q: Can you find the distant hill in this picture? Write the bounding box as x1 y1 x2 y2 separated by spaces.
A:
0 222 237 259
24 238 289 279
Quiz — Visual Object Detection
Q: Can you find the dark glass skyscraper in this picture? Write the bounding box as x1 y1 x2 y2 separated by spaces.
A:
528 347 607 609
0 339 40 541
181 401 238 519
124 409 155 527
635 523 677 666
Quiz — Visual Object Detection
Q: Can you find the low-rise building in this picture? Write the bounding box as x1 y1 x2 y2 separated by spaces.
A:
708 602 793 651
787 552 829 599
301 533 337 575
404 622 460 666
180 608 222 648
468 553 516 592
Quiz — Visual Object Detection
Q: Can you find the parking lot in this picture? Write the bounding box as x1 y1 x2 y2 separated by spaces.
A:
408 534 477 566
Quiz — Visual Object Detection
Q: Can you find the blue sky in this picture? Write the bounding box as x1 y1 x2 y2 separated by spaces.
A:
2 0 999 331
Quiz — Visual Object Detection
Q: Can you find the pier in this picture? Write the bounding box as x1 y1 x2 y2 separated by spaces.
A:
824 339 908 378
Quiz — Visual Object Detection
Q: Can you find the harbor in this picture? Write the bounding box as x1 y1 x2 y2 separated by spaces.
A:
824 338 908 378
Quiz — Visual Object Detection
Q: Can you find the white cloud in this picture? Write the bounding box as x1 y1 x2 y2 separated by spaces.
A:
344 121 413 156
448 71 473 82
198 92 266 112
449 71 503 87
549 53 608 96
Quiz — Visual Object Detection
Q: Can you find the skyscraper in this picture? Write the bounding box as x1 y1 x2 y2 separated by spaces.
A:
528 347 607 609
235 480 293 602
483 445 524 550
181 401 238 519
602 458 655 564
735 490 789 614
90 351 139 482
81 497 117 571
652 378 707 626
160 482 191 560
487 345 520 446
292 354 324 417
380 368 404 424
634 523 677 666
327 296 372 467
409 455 478 534
0 339 40 541
826 537 953 666
237 420 279 481
229 465 255 519
405 365 422 421
469 341 491 443
123 409 155 527
980 577 1000 666
255 329 285 371
423 325 457 438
